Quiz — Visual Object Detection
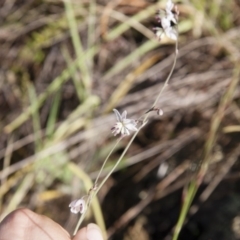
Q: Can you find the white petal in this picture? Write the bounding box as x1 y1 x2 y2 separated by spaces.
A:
69 199 78 207
121 110 127 120
125 122 138 131
161 17 171 29
112 125 120 136
164 26 178 40
112 129 119 136
166 0 174 12
123 119 135 124
121 126 125 135
113 109 122 122
124 128 130 135
70 208 79 214
166 12 177 25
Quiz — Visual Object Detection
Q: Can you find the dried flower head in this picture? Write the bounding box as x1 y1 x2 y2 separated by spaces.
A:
153 0 179 41
69 198 86 214
146 107 163 116
111 109 138 137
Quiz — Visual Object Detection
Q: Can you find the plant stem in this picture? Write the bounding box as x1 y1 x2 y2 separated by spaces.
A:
94 138 122 186
73 40 179 234
152 40 178 110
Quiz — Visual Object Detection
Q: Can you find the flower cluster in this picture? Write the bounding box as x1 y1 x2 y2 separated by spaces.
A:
111 109 138 137
153 0 179 41
69 0 178 221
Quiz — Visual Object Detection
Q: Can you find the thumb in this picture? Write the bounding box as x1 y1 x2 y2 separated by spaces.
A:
73 223 104 240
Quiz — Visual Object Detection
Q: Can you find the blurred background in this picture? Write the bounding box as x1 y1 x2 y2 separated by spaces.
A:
0 0 240 239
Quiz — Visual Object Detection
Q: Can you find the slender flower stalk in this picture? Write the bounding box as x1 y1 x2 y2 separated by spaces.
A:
71 0 179 235
96 0 180 197
95 126 142 196
152 40 178 110
94 137 122 186
72 138 121 236
75 39 178 233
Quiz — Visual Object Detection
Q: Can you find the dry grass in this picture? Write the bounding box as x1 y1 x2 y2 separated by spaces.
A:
0 0 240 239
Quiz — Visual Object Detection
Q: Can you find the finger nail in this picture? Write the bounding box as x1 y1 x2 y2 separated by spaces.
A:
87 223 103 240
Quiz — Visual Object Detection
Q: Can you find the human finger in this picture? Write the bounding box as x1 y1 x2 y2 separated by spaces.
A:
0 208 70 240
73 223 103 240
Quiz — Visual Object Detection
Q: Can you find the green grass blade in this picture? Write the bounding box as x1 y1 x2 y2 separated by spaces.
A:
61 45 84 101
172 181 197 240
104 2 163 41
46 89 62 139
64 0 91 94
28 82 42 152
103 39 160 81
4 59 79 133
172 65 240 240
87 0 96 70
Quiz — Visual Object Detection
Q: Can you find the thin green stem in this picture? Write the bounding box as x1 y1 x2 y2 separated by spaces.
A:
94 138 122 186
95 127 142 196
172 181 197 240
152 40 178 110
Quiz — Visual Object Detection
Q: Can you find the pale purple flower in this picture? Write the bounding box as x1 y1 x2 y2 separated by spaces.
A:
69 198 86 214
153 0 179 41
111 109 138 137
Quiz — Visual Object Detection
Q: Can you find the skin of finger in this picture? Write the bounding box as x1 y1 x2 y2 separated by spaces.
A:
73 223 103 240
72 227 88 240
87 224 104 240
0 208 70 240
